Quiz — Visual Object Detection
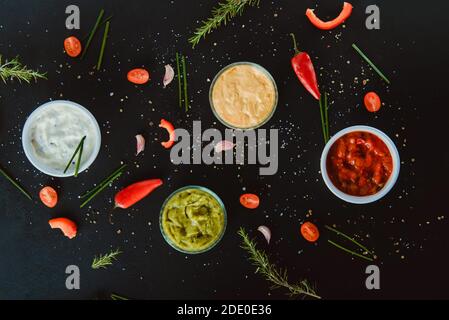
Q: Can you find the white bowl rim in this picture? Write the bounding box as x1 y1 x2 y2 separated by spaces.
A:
320 125 400 204
22 100 102 178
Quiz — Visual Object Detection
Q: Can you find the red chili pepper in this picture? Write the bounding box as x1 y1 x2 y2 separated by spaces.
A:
114 179 163 209
159 119 176 149
289 33 321 100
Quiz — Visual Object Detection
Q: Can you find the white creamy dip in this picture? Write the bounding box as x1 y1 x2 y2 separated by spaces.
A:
28 103 97 172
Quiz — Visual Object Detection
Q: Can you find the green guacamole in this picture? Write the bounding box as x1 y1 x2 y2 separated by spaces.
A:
161 188 225 252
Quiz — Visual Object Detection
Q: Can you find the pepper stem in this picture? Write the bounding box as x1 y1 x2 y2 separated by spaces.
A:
289 33 301 54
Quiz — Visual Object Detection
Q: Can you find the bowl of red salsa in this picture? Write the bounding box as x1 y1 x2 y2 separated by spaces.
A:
321 126 400 204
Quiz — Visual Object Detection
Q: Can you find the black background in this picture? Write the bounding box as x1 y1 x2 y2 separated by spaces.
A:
0 0 447 300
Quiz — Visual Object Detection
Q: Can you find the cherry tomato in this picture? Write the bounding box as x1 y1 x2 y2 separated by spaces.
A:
240 194 260 209
64 36 82 58
364 92 381 113
127 68 150 85
39 186 58 208
300 222 320 242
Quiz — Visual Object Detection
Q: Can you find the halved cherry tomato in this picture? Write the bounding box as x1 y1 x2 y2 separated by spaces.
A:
300 222 320 242
39 186 58 208
306 2 353 30
49 218 77 239
364 92 381 113
159 119 176 149
240 194 260 209
64 36 82 58
127 68 150 85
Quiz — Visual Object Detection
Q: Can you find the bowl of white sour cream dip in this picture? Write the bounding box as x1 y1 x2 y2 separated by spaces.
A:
22 100 101 177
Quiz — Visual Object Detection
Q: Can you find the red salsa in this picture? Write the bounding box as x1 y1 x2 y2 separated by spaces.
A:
326 131 393 196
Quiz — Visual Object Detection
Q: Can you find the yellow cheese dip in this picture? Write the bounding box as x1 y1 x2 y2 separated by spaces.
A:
160 187 226 253
211 63 277 129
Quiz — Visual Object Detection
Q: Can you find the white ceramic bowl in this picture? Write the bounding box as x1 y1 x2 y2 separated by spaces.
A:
22 100 102 177
320 125 400 204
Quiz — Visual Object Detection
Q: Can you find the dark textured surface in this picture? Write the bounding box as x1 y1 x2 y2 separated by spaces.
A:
0 0 447 300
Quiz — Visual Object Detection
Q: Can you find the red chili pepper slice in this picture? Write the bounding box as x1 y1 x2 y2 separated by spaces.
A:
289 33 321 100
159 119 176 149
306 2 353 30
115 179 163 209
49 218 77 239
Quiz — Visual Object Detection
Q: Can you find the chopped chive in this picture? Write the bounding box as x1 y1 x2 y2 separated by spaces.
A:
110 293 129 300
64 136 86 174
0 166 32 200
325 225 373 255
319 95 327 144
96 21 110 71
182 55 189 111
328 240 374 262
80 165 126 208
81 9 105 59
74 137 85 177
352 43 391 84
176 53 182 108
80 164 127 199
324 92 329 142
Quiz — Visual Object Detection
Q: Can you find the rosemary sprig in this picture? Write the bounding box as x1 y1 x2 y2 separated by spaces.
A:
352 43 391 84
189 0 261 48
92 248 122 270
325 225 376 262
0 166 32 200
238 227 321 299
0 55 46 83
81 9 105 58
319 93 330 144
182 55 189 111
96 20 110 70
80 164 127 208
176 53 182 108
63 136 86 176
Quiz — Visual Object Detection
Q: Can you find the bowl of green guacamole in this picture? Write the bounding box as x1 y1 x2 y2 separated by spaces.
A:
160 186 227 254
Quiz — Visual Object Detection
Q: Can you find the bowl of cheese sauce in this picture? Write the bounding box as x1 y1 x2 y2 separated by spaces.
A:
209 62 278 130
22 100 101 177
